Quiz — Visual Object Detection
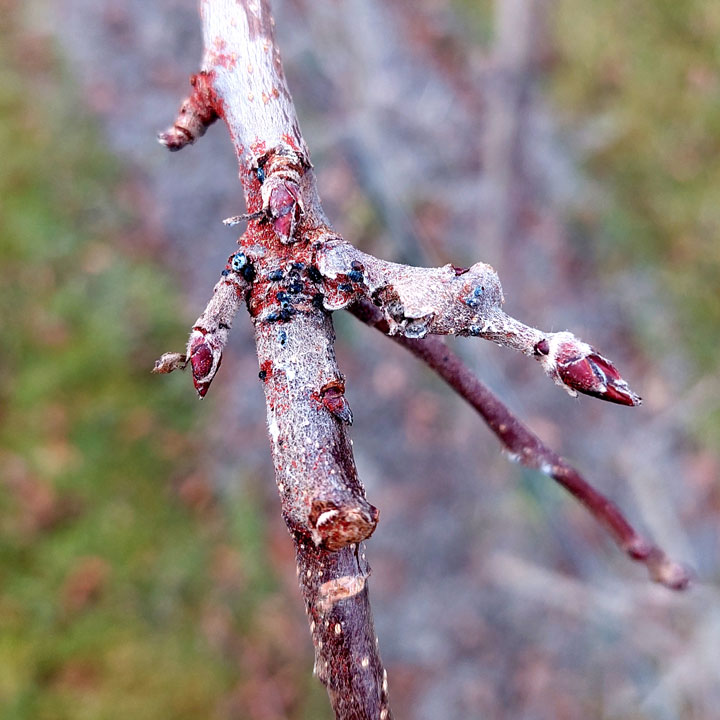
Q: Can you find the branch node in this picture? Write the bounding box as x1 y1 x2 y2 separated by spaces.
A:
258 148 309 243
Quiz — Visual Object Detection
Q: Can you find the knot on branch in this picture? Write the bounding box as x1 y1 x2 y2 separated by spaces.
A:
309 499 379 552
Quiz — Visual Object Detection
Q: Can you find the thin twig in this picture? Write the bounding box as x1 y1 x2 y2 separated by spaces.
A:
315 237 641 406
349 298 690 591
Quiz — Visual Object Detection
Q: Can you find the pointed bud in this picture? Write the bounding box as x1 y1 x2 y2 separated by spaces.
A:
187 330 222 398
539 332 641 406
322 385 354 425
314 379 354 425
266 180 302 243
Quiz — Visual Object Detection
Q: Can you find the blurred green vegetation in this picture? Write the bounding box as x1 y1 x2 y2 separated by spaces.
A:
0 14 326 720
551 0 720 373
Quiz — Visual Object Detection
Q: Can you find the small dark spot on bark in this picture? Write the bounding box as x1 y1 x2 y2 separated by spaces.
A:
219 322 230 330
307 265 323 283
339 283 354 293
221 269 230 276
464 288 483 308
278 329 287 346
452 265 470 276
259 360 273 380
241 263 256 282
534 338 550 356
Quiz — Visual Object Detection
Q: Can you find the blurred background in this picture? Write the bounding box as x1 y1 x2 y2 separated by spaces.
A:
1 0 719 718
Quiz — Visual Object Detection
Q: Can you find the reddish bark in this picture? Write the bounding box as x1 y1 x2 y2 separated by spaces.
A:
157 71 219 150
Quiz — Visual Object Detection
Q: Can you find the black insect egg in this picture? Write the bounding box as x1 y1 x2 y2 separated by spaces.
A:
231 252 247 272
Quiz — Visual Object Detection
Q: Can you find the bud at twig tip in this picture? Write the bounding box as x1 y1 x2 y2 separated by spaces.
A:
540 332 642 407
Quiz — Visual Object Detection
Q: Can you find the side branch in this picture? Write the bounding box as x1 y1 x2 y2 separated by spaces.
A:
153 251 249 396
158 71 219 151
350 300 690 591
316 238 640 406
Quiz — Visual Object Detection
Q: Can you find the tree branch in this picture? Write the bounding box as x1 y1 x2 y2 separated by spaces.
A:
158 1 391 717
349 298 690 591
155 0 688 717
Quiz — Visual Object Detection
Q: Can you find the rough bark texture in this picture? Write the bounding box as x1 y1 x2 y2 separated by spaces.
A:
155 0 689 717
255 310 377 550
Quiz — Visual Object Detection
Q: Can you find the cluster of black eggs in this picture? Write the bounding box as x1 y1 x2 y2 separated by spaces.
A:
223 251 256 282
265 261 317 323
223 252 332 321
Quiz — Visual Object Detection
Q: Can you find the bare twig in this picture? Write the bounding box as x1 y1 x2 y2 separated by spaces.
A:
349 298 690 591
187 253 250 396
